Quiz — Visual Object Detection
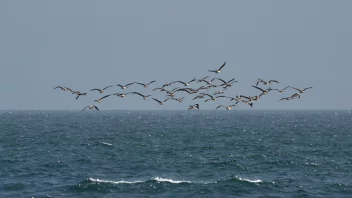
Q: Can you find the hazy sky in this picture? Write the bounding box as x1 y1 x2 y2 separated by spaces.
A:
0 1 351 110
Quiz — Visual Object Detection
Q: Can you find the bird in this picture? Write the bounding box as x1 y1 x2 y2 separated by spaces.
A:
214 78 238 88
197 76 209 82
208 61 226 73
290 87 312 93
251 85 273 95
134 80 156 88
75 92 87 100
237 100 254 108
188 104 199 110
169 80 192 87
132 92 151 100
273 86 290 93
54 86 73 93
90 85 113 93
94 94 112 103
256 79 280 86
279 97 291 101
117 83 134 90
202 94 228 102
81 105 99 111
198 78 216 85
290 93 301 99
152 98 171 105
113 92 133 98
216 104 237 110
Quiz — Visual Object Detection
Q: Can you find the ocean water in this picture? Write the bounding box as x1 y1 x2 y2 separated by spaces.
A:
0 110 351 197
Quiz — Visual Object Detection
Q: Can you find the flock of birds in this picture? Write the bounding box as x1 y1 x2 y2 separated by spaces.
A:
54 62 312 111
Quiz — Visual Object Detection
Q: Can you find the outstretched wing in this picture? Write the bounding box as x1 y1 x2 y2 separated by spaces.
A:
103 85 113 90
152 98 163 104
54 86 63 90
303 87 313 91
94 106 99 111
132 92 144 97
218 61 226 71
147 80 156 85
124 82 134 87
251 85 265 92
81 106 88 111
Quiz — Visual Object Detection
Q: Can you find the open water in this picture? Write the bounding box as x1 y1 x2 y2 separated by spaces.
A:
0 110 351 197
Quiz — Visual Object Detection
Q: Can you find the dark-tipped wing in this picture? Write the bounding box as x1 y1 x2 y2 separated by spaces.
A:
147 80 156 85
81 106 89 111
54 86 63 90
303 87 313 91
90 89 101 92
214 78 227 84
251 85 265 92
94 106 99 111
218 61 226 71
269 80 279 83
124 83 134 87
132 92 144 97
152 98 163 104
103 85 113 90
216 105 225 109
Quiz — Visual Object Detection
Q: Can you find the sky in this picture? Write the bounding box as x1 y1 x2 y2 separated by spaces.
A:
0 0 351 110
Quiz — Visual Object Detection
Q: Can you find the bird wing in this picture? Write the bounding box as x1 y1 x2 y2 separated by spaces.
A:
76 95 80 100
132 92 144 97
214 78 227 85
216 105 225 109
54 86 63 90
303 87 313 91
218 61 226 70
103 85 113 90
152 98 163 104
290 87 302 92
134 82 145 86
90 89 101 92
208 70 217 73
239 95 250 100
147 80 156 85
256 79 261 86
65 87 73 92
94 106 99 111
124 83 134 87
188 78 196 83
227 78 236 83
269 80 279 83
251 85 265 92
283 86 290 90
116 84 123 88
81 106 88 111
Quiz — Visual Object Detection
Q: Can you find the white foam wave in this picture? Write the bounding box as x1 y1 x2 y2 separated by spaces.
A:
101 142 113 146
237 177 262 183
89 178 142 184
153 177 191 184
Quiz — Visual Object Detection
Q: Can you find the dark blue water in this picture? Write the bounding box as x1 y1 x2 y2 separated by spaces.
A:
1 110 351 197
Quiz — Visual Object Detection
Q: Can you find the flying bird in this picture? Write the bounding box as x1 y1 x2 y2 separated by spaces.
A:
188 104 199 110
256 79 280 86
117 83 134 90
273 86 290 93
75 92 87 100
152 98 171 105
94 94 112 103
134 80 156 88
251 85 273 95
54 86 73 93
132 92 152 100
208 61 226 73
216 104 237 110
90 85 113 93
290 87 313 93
81 105 99 111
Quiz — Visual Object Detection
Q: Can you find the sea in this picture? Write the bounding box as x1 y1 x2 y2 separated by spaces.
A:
0 110 351 198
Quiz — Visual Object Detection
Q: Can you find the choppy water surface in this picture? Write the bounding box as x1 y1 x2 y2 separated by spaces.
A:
0 110 351 197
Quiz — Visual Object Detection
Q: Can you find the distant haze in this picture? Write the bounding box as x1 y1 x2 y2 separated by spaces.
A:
0 1 351 110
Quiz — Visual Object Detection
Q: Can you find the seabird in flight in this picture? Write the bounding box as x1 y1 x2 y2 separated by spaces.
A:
117 83 134 90
290 87 313 93
134 80 156 88
208 61 226 74
90 85 113 93
132 92 152 100
81 105 99 111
